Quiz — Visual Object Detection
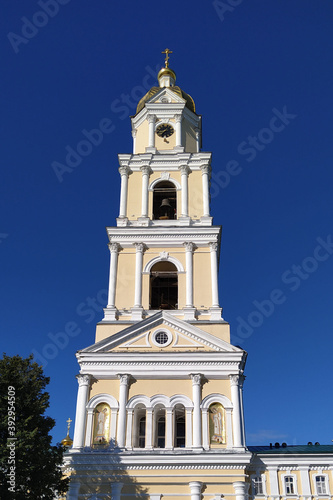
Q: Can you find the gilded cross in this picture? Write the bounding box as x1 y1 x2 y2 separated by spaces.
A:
66 417 72 433
162 48 173 68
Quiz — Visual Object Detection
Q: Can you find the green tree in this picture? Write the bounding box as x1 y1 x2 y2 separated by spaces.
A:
0 354 69 499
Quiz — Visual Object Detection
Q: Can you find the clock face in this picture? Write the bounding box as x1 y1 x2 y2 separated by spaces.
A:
156 123 174 138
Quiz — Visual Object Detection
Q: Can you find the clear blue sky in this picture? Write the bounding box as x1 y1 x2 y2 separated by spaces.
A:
1 1 332 447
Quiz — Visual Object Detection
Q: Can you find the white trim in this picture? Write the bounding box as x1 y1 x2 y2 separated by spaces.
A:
281 473 298 496
127 394 151 409
149 176 181 191
313 473 330 496
143 256 185 274
201 393 233 410
86 393 119 410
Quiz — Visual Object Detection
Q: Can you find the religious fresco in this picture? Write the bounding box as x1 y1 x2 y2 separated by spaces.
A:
208 403 226 444
92 403 110 445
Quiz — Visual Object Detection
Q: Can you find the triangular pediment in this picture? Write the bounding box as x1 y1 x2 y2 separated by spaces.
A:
81 312 242 354
146 87 186 106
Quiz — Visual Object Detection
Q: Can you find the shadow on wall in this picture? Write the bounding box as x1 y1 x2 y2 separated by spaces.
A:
64 440 149 499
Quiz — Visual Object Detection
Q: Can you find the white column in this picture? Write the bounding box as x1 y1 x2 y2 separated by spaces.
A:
110 409 118 443
201 408 209 450
132 128 137 154
230 375 243 448
141 166 151 218
184 242 195 307
107 242 120 308
191 374 202 449
111 482 124 500
185 407 192 448
209 242 220 307
133 243 146 307
118 166 130 219
200 165 211 217
179 165 189 217
239 374 246 446
166 408 173 449
299 467 311 500
226 408 234 448
189 481 203 500
72 374 91 448
195 127 200 152
175 114 182 147
233 481 248 500
146 408 153 449
67 480 81 499
125 408 134 449
267 466 279 499
84 408 94 447
116 374 130 448
148 115 155 148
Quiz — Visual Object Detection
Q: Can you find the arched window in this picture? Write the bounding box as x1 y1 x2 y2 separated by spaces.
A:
174 404 186 448
150 261 178 310
92 403 110 446
208 402 225 444
133 405 146 448
154 406 166 448
153 181 177 220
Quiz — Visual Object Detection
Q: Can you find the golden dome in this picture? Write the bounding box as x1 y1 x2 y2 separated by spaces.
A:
136 85 196 115
157 66 176 82
61 433 73 447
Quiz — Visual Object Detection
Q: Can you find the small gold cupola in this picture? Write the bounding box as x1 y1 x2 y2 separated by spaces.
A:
61 417 73 448
158 48 176 87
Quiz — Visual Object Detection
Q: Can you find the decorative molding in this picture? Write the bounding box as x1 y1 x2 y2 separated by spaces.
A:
140 165 152 176
108 242 120 254
118 166 130 176
86 393 119 410
133 242 147 253
209 242 218 252
161 171 170 180
117 374 131 385
159 251 169 260
190 373 202 385
76 374 91 386
143 255 184 273
183 242 196 252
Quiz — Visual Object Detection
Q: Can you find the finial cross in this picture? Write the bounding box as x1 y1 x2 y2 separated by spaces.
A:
162 48 173 68
66 417 72 432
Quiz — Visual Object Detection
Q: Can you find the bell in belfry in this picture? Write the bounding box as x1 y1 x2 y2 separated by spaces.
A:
159 198 174 220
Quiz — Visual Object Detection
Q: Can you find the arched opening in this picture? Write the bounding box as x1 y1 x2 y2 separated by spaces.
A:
152 181 177 220
154 405 166 448
133 405 146 448
174 404 186 448
92 403 110 446
150 261 178 310
208 402 225 445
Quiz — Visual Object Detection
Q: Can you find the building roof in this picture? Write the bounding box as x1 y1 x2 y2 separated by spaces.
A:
248 444 333 454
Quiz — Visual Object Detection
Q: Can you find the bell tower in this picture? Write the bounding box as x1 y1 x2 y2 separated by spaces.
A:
65 51 250 500
102 49 222 326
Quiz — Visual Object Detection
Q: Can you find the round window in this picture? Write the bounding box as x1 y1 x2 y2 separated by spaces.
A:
155 331 169 345
151 329 172 347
